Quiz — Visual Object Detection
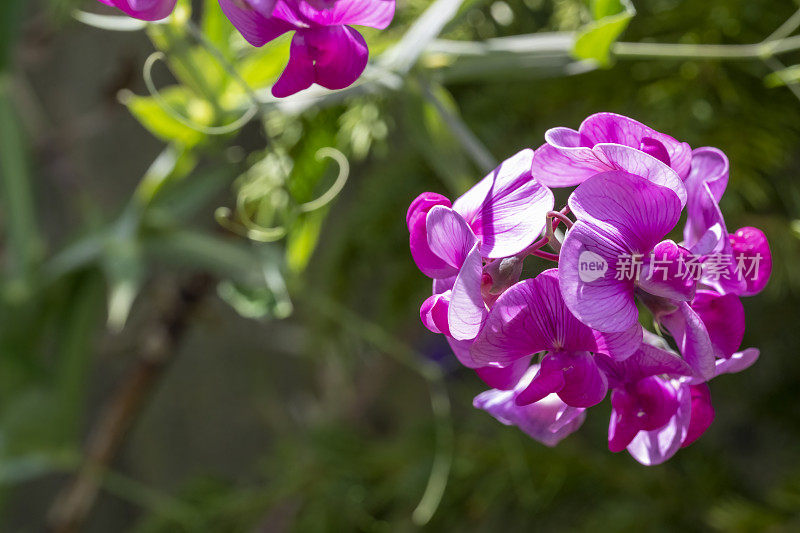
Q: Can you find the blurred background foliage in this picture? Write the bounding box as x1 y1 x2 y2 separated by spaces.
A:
1 0 800 531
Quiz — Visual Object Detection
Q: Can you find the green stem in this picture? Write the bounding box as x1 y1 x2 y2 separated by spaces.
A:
613 34 800 60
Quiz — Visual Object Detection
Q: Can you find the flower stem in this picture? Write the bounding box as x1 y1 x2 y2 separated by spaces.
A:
530 249 559 262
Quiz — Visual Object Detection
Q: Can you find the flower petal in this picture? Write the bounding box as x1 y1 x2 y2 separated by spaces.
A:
471 270 602 366
309 25 369 90
474 366 586 446
409 210 457 279
598 344 693 388
426 206 477 270
559 221 639 333
592 322 643 361
453 149 554 259
579 112 692 178
531 133 609 188
407 192 451 231
626 380 691 465
220 0 294 46
728 226 772 296
568 171 682 254
102 0 177 20
713 347 760 376
638 240 696 302
475 356 532 391
659 302 716 381
681 383 714 448
419 291 451 336
328 0 395 28
271 25 368 97
685 147 729 202
448 242 487 341
272 31 317 97
446 336 480 368
551 351 608 408
688 348 760 384
690 290 744 359
593 144 686 208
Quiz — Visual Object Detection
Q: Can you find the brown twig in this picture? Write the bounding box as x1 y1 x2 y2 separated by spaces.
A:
46 273 213 533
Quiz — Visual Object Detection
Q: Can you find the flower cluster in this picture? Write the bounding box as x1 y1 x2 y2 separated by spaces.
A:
408 113 771 465
96 0 395 97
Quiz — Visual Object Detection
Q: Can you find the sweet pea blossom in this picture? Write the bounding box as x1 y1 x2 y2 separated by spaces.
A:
558 171 694 333
471 270 642 408
95 0 177 20
420 269 532 389
597 345 701 464
408 149 554 341
474 365 586 446
220 0 395 97
408 113 769 465
682 147 772 295
532 112 692 187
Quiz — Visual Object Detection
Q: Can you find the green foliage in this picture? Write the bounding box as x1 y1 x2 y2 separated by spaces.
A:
573 0 636 65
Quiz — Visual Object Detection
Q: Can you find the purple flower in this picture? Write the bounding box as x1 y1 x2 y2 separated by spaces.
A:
597 345 705 465
687 347 760 385
655 300 717 380
682 148 772 295
96 0 177 20
420 275 531 389
559 171 691 334
532 113 692 187
471 270 642 408
474 365 586 447
689 290 745 359
408 115 768 465
219 0 395 96
409 150 555 341
728 227 772 296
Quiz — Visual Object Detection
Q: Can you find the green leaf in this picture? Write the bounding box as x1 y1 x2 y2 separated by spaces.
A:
233 36 291 92
102 236 144 332
573 0 635 66
122 86 208 147
0 77 44 301
286 211 325 273
201 0 234 58
765 64 800 88
53 273 105 440
135 144 198 205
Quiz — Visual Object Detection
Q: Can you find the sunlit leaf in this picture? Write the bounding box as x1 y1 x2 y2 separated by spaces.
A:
122 86 208 147
233 36 291 93
573 0 635 66
765 64 800 88
201 0 234 57
286 210 325 273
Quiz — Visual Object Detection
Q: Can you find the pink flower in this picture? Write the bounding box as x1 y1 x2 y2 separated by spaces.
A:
409 150 554 341
532 112 692 187
96 0 178 21
219 0 395 96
